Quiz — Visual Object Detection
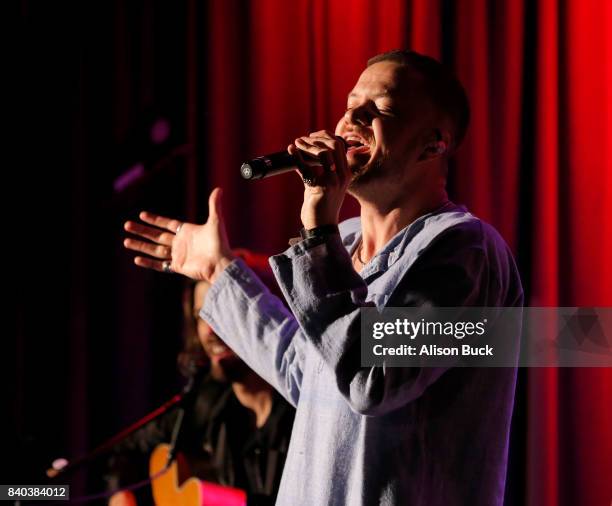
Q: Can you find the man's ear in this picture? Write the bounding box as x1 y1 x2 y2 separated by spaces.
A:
417 129 451 161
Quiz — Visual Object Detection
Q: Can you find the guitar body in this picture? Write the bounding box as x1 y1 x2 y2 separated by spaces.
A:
149 444 247 506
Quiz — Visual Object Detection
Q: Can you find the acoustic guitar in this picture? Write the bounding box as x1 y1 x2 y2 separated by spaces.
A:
109 444 247 506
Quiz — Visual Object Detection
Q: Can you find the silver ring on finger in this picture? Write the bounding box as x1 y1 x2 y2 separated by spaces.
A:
162 261 173 274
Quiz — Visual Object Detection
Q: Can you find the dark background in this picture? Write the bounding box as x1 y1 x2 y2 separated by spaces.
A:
8 1 612 505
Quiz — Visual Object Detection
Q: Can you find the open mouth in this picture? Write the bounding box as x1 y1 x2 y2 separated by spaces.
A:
344 136 371 156
206 342 235 361
211 343 228 355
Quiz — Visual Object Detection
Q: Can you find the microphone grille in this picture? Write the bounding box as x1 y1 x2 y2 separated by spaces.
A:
240 163 254 179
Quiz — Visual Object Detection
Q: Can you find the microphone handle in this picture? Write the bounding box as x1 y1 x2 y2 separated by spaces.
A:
240 151 296 180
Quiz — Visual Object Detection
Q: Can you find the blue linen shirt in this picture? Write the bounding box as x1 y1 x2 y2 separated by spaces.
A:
201 203 523 506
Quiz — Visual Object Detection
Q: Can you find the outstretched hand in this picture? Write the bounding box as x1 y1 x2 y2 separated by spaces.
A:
123 187 235 283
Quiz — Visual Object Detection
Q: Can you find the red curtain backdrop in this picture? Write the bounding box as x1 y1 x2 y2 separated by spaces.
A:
201 1 612 505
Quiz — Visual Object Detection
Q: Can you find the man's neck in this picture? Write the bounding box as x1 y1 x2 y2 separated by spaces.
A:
231 373 274 428
356 186 449 264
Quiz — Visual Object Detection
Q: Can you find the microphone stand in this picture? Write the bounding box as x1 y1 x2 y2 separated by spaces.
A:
46 368 206 480
164 368 202 468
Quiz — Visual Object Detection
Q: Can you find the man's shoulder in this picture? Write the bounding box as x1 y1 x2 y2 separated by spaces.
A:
422 214 523 304
422 209 481 245
424 209 512 255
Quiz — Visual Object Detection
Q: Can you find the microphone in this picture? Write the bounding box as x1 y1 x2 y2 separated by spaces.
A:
240 137 348 180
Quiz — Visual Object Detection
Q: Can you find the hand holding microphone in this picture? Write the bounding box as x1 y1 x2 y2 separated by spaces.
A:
240 134 348 182
240 130 352 229
241 130 353 230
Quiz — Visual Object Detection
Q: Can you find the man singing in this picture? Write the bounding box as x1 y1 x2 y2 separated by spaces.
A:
124 50 523 506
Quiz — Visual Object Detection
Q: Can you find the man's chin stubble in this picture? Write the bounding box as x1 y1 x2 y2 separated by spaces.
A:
348 158 383 193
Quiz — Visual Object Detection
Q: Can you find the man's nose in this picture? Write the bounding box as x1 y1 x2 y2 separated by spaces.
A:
344 104 372 126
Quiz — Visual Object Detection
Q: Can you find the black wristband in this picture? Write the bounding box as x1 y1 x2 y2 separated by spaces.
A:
299 224 340 240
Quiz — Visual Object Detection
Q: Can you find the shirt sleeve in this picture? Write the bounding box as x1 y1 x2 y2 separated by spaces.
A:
200 259 306 407
268 225 498 417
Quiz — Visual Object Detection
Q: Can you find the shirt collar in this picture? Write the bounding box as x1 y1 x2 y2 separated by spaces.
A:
339 202 466 279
